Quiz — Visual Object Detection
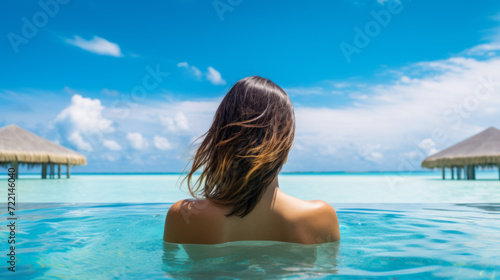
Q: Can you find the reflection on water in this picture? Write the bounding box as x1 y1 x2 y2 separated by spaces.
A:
454 203 500 212
162 241 339 279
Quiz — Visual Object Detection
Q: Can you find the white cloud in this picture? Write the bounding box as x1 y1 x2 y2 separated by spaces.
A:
465 43 500 56
292 55 500 170
417 138 439 156
101 88 120 97
400 76 411 83
177 62 226 85
67 133 91 151
177 61 202 79
113 48 500 171
109 98 220 151
63 86 79 95
46 33 500 171
103 154 118 162
349 93 369 100
102 139 122 151
66 35 123 57
159 112 189 132
206 66 226 85
285 82 359 96
127 132 148 150
54 94 114 151
154 136 172 150
332 82 351 88
359 144 384 162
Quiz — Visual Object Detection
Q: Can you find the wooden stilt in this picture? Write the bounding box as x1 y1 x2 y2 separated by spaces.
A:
442 167 445 180
58 164 61 179
67 163 70 179
49 164 54 179
451 167 455 180
472 165 476 180
457 167 461 180
498 165 500 180
42 163 47 179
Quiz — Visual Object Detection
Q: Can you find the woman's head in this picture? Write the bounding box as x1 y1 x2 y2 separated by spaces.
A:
184 76 295 218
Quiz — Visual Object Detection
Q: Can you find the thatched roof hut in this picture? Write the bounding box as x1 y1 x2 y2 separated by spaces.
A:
422 127 500 180
0 124 86 179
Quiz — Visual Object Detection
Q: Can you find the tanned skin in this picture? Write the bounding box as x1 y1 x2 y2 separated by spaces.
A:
164 176 340 245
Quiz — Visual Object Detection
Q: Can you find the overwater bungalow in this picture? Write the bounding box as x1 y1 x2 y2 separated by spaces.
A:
422 127 500 180
0 124 86 179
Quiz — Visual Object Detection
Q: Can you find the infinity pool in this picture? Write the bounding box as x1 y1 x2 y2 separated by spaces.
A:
1 202 499 279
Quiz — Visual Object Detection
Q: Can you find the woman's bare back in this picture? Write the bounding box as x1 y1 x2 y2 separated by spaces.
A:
164 183 340 245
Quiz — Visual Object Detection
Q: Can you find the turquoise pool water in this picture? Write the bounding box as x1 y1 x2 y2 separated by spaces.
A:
1 173 499 279
1 203 499 279
3 172 500 203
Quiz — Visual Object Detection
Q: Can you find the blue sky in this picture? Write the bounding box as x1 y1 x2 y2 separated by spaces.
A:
1 0 500 172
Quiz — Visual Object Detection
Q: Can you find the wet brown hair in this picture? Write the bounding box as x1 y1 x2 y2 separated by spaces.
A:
182 76 295 218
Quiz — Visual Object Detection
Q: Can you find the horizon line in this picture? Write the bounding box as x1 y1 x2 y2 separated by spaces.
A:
4 170 450 175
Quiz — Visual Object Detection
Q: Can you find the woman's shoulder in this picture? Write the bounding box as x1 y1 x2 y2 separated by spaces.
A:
283 198 340 244
291 199 338 223
164 198 225 243
306 200 340 243
308 200 338 216
167 198 224 225
279 192 337 218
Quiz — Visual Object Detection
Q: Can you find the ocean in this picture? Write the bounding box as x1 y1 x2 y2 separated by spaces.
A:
1 172 499 279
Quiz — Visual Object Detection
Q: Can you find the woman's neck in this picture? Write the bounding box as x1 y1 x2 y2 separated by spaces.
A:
255 176 281 212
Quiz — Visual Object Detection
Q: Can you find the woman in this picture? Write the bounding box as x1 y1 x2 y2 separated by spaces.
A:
164 76 340 244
